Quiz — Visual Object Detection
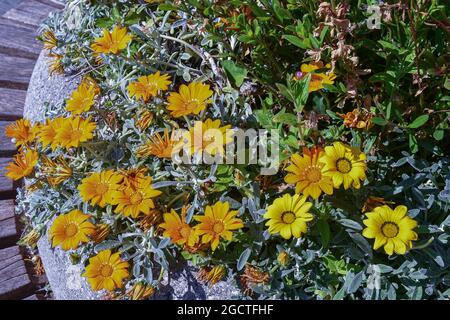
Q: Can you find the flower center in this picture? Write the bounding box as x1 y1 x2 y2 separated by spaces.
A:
381 222 399 238
96 182 109 195
185 99 200 111
65 223 78 237
70 129 83 142
130 192 143 205
212 221 225 234
336 158 352 173
100 264 113 277
281 211 296 224
306 167 322 183
179 225 191 238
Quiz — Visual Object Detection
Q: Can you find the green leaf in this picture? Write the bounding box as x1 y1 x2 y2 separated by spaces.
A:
222 60 248 87
282 35 310 49
237 248 252 271
409 134 419 153
372 117 388 126
407 114 429 129
317 219 330 248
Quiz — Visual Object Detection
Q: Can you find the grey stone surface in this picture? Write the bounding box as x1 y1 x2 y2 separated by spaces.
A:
26 51 240 300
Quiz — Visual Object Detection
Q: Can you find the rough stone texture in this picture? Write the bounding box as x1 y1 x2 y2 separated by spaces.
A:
26 51 240 300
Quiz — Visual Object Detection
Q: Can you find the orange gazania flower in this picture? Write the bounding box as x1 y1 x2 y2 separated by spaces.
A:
167 82 213 117
177 119 234 156
160 207 199 247
54 117 96 149
117 167 148 190
295 61 336 92
83 250 129 291
49 210 95 250
284 147 334 199
66 80 99 115
135 110 154 131
37 117 64 150
128 72 171 102
193 201 244 251
5 119 37 147
91 26 132 55
111 176 162 218
6 149 39 180
136 128 178 159
78 170 122 208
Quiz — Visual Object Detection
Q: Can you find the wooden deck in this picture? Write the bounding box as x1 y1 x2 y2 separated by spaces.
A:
0 0 64 300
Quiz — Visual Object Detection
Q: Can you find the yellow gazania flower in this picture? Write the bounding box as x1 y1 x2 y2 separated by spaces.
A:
167 82 213 117
362 205 418 255
37 117 64 150
5 119 37 147
197 265 226 286
320 142 367 190
295 61 336 92
54 117 96 149
49 210 95 251
83 250 129 291
117 167 148 190
78 170 122 208
91 26 132 55
47 52 64 75
284 147 334 199
127 282 155 300
160 208 199 247
6 149 39 180
128 72 171 102
66 81 99 115
41 29 58 51
193 201 244 251
91 224 110 243
40 155 72 186
137 128 178 159
135 110 154 131
264 194 314 240
111 176 162 218
177 119 233 156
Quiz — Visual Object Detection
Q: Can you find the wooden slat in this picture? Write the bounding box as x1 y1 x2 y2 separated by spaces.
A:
0 53 35 90
0 21 41 60
0 0 26 16
3 0 55 27
0 247 33 300
0 121 17 156
0 88 26 120
33 0 65 10
0 158 15 199
0 199 15 221
0 217 19 248
0 17 36 31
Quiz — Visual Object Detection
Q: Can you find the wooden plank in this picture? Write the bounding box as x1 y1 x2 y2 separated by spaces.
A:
0 257 27 283
0 217 19 248
3 0 56 27
0 22 41 60
0 246 34 300
0 53 35 90
0 273 33 300
0 158 15 199
0 199 15 221
33 0 65 10
0 0 26 16
0 17 36 31
0 88 26 120
0 121 17 156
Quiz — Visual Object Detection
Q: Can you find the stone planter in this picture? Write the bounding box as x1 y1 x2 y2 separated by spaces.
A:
24 51 241 300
